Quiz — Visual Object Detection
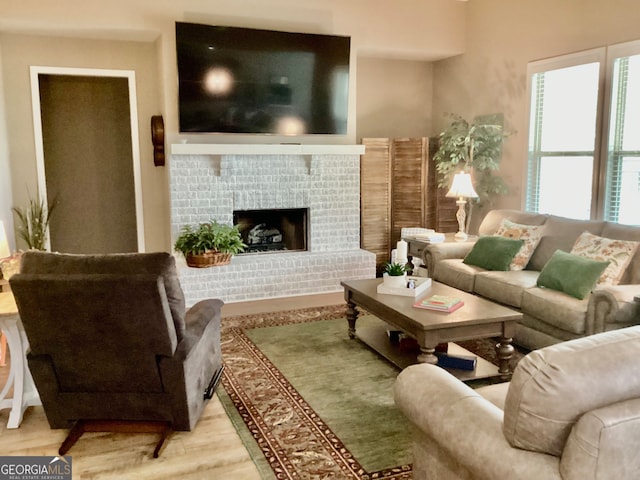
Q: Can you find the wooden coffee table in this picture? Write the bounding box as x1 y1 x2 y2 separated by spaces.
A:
341 278 522 380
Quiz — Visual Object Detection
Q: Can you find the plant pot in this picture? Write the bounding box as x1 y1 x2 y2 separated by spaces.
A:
383 274 407 289
185 251 232 268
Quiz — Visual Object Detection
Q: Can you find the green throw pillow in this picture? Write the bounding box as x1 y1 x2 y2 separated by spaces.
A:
536 250 610 300
463 236 525 271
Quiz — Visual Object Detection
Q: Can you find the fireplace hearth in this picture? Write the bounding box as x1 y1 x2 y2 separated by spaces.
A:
233 208 308 254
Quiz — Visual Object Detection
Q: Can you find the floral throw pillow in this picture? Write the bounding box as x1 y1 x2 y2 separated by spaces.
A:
570 231 639 285
495 219 544 270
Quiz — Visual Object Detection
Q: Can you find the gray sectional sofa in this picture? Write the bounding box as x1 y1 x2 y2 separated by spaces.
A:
424 209 640 350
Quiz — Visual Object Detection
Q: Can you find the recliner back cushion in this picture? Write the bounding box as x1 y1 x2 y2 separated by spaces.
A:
20 251 186 339
503 326 640 456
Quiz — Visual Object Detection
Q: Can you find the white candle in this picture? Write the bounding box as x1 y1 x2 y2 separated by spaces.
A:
396 240 408 263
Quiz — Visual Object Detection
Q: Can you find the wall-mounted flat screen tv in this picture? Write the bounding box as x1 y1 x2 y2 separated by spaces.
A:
175 22 351 135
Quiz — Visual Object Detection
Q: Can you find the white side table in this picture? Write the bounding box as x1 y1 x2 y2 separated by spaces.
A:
0 292 41 428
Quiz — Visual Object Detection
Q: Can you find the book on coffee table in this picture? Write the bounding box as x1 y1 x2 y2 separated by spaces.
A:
436 352 477 370
413 294 464 312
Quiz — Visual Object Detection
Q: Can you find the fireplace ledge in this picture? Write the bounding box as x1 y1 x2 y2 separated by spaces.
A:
170 143 365 156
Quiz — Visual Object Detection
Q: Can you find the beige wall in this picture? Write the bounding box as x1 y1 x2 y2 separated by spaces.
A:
432 0 640 220
0 43 15 251
0 0 465 251
0 34 166 251
356 57 433 139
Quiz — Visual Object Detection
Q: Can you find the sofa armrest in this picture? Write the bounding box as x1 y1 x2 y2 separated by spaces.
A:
587 285 640 335
422 241 476 278
394 364 560 479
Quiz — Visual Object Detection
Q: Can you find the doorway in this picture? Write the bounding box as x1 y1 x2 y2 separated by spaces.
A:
30 67 145 253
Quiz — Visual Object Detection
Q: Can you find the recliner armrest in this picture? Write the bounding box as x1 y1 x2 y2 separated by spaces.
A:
561 398 640 480
394 364 560 479
180 299 224 356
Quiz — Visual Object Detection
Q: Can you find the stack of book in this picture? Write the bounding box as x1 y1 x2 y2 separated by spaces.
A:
413 294 464 312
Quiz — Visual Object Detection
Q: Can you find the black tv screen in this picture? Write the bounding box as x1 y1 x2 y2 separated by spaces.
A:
175 22 351 135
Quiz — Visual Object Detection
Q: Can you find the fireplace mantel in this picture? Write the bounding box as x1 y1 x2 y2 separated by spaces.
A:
170 143 365 156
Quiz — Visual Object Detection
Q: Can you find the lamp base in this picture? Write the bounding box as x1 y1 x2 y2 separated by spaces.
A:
454 231 468 241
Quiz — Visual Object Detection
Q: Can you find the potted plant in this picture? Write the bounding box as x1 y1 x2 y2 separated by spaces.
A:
433 114 509 230
383 262 408 289
12 193 56 251
174 220 246 268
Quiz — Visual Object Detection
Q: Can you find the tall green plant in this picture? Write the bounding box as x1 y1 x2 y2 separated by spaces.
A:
12 194 55 251
433 114 509 205
433 114 509 230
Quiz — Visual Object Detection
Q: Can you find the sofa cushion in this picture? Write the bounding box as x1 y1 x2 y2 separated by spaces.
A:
536 250 610 300
521 287 590 335
433 259 482 293
463 236 524 271
571 231 639 285
495 219 545 270
503 326 640 457
474 270 539 308
536 250 609 300
528 215 605 272
601 222 640 284
496 218 543 270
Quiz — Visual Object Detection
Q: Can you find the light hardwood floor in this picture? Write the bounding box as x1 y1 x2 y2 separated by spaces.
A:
0 291 345 479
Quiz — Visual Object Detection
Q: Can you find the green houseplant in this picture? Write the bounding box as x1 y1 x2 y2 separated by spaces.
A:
12 194 56 251
383 262 408 288
174 220 246 267
433 114 509 230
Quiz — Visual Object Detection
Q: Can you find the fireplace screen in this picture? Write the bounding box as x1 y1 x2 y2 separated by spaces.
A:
233 208 308 254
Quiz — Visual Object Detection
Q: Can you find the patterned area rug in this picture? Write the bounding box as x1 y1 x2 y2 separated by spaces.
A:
219 305 521 479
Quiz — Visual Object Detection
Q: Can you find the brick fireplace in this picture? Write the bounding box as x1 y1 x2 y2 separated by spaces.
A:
169 144 376 305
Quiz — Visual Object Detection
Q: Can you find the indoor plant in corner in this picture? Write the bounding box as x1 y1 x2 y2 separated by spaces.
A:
433 114 509 231
12 193 56 251
174 220 246 268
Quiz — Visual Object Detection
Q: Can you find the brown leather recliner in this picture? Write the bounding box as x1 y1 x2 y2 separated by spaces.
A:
10 251 224 457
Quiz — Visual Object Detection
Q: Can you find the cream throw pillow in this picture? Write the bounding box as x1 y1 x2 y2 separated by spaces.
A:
495 219 544 270
570 231 639 285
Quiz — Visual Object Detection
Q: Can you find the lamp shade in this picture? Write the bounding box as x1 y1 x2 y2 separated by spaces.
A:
446 172 478 199
0 221 10 259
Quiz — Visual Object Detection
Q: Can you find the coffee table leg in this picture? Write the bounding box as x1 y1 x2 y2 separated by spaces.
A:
346 299 358 339
417 346 438 365
496 337 515 379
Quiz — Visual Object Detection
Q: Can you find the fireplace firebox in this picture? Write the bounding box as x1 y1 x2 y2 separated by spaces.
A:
233 208 308 254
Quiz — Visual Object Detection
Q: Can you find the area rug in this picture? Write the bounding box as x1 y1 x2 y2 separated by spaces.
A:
218 305 521 480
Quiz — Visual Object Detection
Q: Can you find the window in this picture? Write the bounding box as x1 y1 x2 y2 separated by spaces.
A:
604 48 640 224
526 41 640 225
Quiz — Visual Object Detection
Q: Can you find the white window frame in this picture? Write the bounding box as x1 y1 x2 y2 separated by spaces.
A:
524 48 606 219
597 39 640 222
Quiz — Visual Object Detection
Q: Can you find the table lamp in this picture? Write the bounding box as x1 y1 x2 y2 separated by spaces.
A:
0 221 10 283
446 172 478 240
0 221 10 260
